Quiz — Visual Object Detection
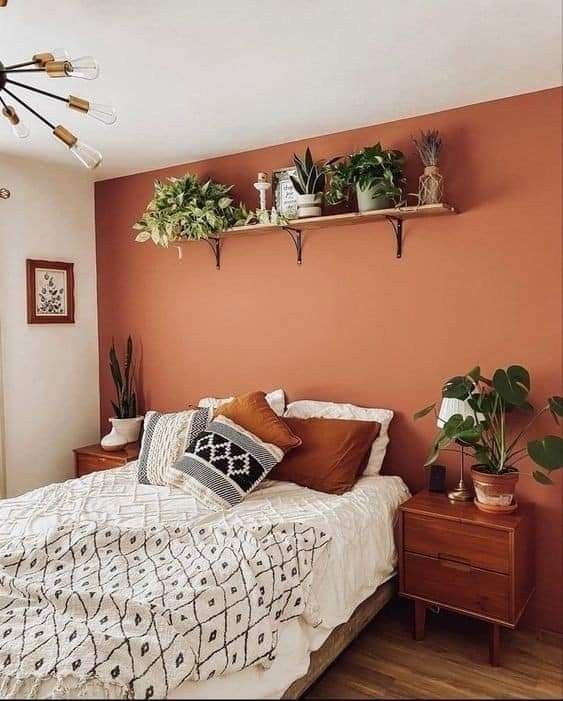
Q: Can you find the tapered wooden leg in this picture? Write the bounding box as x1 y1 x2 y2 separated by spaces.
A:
414 600 426 641
489 623 500 666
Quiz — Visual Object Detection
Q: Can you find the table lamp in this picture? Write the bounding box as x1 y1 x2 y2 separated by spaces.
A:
437 397 475 502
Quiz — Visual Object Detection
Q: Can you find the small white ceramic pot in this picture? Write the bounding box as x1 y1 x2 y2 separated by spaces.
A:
101 426 128 452
296 193 322 218
355 184 390 212
109 416 143 443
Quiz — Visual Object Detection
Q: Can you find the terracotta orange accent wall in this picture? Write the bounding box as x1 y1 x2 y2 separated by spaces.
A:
95 88 562 632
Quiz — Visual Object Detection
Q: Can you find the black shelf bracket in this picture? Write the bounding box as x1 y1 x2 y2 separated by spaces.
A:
282 226 303 265
384 216 403 258
204 237 221 269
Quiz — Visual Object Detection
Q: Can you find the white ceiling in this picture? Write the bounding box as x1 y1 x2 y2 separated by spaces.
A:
1 0 561 181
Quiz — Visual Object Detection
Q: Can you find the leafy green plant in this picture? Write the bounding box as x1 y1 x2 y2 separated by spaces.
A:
289 148 339 196
326 143 405 206
133 174 248 247
109 336 137 419
414 365 563 485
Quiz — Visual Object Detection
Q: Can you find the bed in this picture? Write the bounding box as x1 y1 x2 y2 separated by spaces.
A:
0 463 409 699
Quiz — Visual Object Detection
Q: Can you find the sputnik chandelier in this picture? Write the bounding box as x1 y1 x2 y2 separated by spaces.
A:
0 0 116 169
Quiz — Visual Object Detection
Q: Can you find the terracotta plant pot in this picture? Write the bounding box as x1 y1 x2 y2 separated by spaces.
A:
471 466 519 514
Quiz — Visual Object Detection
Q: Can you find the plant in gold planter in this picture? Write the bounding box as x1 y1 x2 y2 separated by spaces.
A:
412 129 444 205
415 365 563 513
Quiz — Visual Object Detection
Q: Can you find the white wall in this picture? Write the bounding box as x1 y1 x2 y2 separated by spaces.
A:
0 155 99 497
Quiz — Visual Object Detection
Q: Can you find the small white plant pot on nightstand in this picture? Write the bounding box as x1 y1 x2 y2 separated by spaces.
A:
108 416 143 443
101 425 128 452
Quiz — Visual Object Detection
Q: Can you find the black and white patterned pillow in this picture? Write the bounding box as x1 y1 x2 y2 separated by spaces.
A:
137 407 211 485
168 415 284 510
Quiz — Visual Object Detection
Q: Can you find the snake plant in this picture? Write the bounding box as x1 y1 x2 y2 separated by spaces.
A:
109 336 137 419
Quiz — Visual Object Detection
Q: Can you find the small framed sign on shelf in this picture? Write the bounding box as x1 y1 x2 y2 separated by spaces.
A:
272 166 298 218
26 259 75 324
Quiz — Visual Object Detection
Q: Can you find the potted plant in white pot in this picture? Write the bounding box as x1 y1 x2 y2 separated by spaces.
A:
289 148 338 218
415 365 563 513
326 143 405 212
101 336 142 450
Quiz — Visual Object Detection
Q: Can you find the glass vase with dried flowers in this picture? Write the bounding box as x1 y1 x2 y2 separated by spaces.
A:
412 129 444 205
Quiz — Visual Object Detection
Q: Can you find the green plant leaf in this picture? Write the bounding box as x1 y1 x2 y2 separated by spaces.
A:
442 375 473 400
134 231 151 242
527 435 563 471
533 470 554 485
304 147 313 171
548 396 563 422
413 403 436 421
467 366 481 384
493 365 530 406
289 175 304 195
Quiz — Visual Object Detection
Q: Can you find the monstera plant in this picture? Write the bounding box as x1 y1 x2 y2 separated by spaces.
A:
415 365 563 511
133 174 247 247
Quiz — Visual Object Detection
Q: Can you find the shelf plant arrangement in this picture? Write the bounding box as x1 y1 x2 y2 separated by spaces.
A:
415 365 563 512
134 174 248 247
412 129 444 205
326 143 405 212
289 147 339 218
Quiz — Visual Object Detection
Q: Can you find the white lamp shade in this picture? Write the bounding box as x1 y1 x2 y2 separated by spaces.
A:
437 397 483 428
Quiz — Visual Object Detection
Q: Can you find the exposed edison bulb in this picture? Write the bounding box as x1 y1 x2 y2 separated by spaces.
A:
11 120 29 139
52 48 70 61
2 106 29 139
71 140 103 169
68 96 117 125
65 56 99 80
87 102 117 125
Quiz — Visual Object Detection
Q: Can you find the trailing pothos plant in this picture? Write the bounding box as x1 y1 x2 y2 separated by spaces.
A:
326 143 405 205
109 336 137 419
133 174 248 247
414 365 563 485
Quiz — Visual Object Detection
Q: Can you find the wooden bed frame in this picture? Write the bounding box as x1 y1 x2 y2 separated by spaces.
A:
282 578 396 699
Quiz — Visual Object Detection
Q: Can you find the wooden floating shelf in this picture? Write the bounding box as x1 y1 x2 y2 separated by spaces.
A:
174 203 456 268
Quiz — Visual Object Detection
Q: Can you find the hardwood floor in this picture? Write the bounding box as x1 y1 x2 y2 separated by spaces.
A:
305 598 562 699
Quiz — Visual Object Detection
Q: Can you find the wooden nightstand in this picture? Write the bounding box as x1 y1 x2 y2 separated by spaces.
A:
398 491 534 666
74 442 140 478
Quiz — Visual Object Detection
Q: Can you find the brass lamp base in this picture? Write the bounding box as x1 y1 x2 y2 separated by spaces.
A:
448 480 473 502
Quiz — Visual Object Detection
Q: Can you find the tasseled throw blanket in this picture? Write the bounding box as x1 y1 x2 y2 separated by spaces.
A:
0 521 330 699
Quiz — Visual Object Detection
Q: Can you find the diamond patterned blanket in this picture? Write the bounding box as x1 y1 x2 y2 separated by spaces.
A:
0 521 330 699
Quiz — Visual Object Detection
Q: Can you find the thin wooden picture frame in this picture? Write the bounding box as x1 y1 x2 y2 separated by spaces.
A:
26 259 75 324
272 166 298 218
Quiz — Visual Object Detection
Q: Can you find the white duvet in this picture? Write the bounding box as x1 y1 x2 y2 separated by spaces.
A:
0 465 410 699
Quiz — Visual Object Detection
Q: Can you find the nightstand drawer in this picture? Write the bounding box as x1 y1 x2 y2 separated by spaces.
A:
76 454 122 476
404 512 510 574
404 552 510 621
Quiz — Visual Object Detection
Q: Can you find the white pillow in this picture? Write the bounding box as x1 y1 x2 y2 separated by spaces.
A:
198 388 286 416
283 400 393 475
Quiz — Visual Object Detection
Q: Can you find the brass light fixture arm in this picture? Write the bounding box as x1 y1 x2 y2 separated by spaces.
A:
2 87 55 128
5 78 68 105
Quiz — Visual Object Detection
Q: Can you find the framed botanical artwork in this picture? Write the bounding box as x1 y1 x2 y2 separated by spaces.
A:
272 166 298 218
26 259 75 324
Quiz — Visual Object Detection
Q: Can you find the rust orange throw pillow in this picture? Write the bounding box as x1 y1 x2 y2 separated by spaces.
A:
215 391 301 454
270 416 381 494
